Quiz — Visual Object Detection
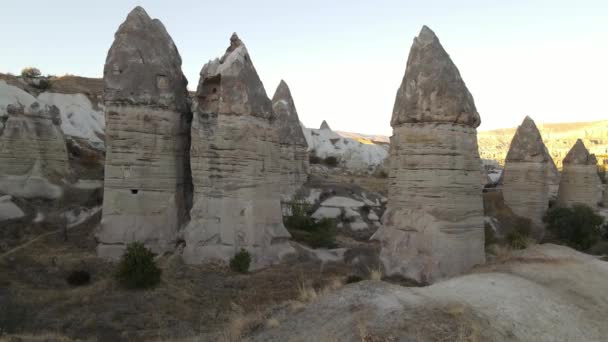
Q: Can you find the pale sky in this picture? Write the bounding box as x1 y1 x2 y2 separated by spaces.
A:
2 0 608 135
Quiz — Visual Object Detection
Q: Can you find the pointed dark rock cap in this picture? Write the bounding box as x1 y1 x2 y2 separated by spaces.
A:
103 6 189 112
272 80 308 147
505 116 555 164
391 25 480 127
194 33 273 119
320 120 331 130
563 139 597 165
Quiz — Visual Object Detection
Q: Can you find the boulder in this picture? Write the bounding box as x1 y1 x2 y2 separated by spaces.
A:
0 81 68 199
183 33 293 268
557 139 603 209
271 80 309 199
500 116 559 237
97 6 192 259
0 195 25 221
372 26 484 283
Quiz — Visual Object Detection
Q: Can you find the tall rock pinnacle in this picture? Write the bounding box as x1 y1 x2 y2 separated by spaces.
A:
557 139 602 209
97 7 192 259
501 116 559 237
391 26 480 127
372 26 484 284
272 80 309 199
184 34 293 268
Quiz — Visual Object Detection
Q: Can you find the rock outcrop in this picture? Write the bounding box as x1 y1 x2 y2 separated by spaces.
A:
183 33 293 268
97 7 192 259
271 80 309 199
372 26 484 284
500 116 559 237
0 81 68 199
557 139 603 209
320 120 331 130
250 244 608 342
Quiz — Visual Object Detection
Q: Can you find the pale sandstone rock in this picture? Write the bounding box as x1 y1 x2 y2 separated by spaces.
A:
271 80 309 200
372 26 484 283
183 33 293 268
320 120 331 130
321 196 365 208
557 139 603 209
501 116 559 237
97 7 192 259
0 81 68 199
312 207 342 220
0 195 24 221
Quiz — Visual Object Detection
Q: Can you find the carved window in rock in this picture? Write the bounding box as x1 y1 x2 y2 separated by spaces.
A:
197 74 221 113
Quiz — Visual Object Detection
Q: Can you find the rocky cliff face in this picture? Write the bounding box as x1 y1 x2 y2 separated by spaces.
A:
97 7 192 259
372 26 484 284
0 80 68 199
271 80 309 199
557 139 603 209
183 34 293 268
500 116 558 237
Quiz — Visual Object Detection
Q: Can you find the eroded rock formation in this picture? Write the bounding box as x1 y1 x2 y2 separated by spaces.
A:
557 139 602 209
183 33 293 268
372 26 484 283
272 80 309 199
500 116 558 237
97 7 192 259
0 81 68 199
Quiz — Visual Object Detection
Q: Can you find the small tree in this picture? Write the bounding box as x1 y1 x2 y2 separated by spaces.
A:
323 156 339 167
543 204 604 251
230 248 251 273
21 67 41 78
114 242 161 289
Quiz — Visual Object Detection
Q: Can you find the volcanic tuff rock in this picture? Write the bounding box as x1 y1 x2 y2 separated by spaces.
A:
97 7 192 259
183 33 293 268
272 80 309 199
557 139 603 209
0 81 68 199
500 116 559 237
320 120 331 130
372 26 484 284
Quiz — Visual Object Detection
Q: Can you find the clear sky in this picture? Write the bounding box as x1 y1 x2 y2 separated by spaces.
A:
2 0 607 135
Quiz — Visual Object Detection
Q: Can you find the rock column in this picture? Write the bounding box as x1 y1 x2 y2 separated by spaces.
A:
557 139 602 209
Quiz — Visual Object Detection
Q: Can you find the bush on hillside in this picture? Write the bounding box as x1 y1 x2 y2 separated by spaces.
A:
543 204 604 251
505 218 532 250
484 222 496 247
309 154 321 164
230 248 252 273
20 67 41 78
323 156 339 167
66 270 91 286
114 242 161 289
284 201 337 249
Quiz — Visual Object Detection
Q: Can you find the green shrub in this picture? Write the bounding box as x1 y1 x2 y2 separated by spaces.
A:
66 270 91 286
284 201 337 249
345 275 364 284
543 204 604 251
504 218 532 250
323 156 339 167
309 153 321 164
230 248 252 273
21 67 41 78
114 242 161 289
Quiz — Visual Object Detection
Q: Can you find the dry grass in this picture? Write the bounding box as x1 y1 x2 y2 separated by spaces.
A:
265 318 280 329
369 268 383 281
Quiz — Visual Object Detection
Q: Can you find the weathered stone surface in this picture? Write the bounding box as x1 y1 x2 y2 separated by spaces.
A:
0 81 68 199
97 7 192 259
183 34 293 268
271 80 309 199
501 116 559 237
372 26 484 283
0 195 25 221
557 139 603 209
391 26 480 127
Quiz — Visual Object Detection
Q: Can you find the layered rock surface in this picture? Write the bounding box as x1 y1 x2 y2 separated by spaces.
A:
0 81 68 199
183 34 293 268
97 7 192 259
500 116 559 237
271 80 309 199
557 139 602 209
372 26 484 283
